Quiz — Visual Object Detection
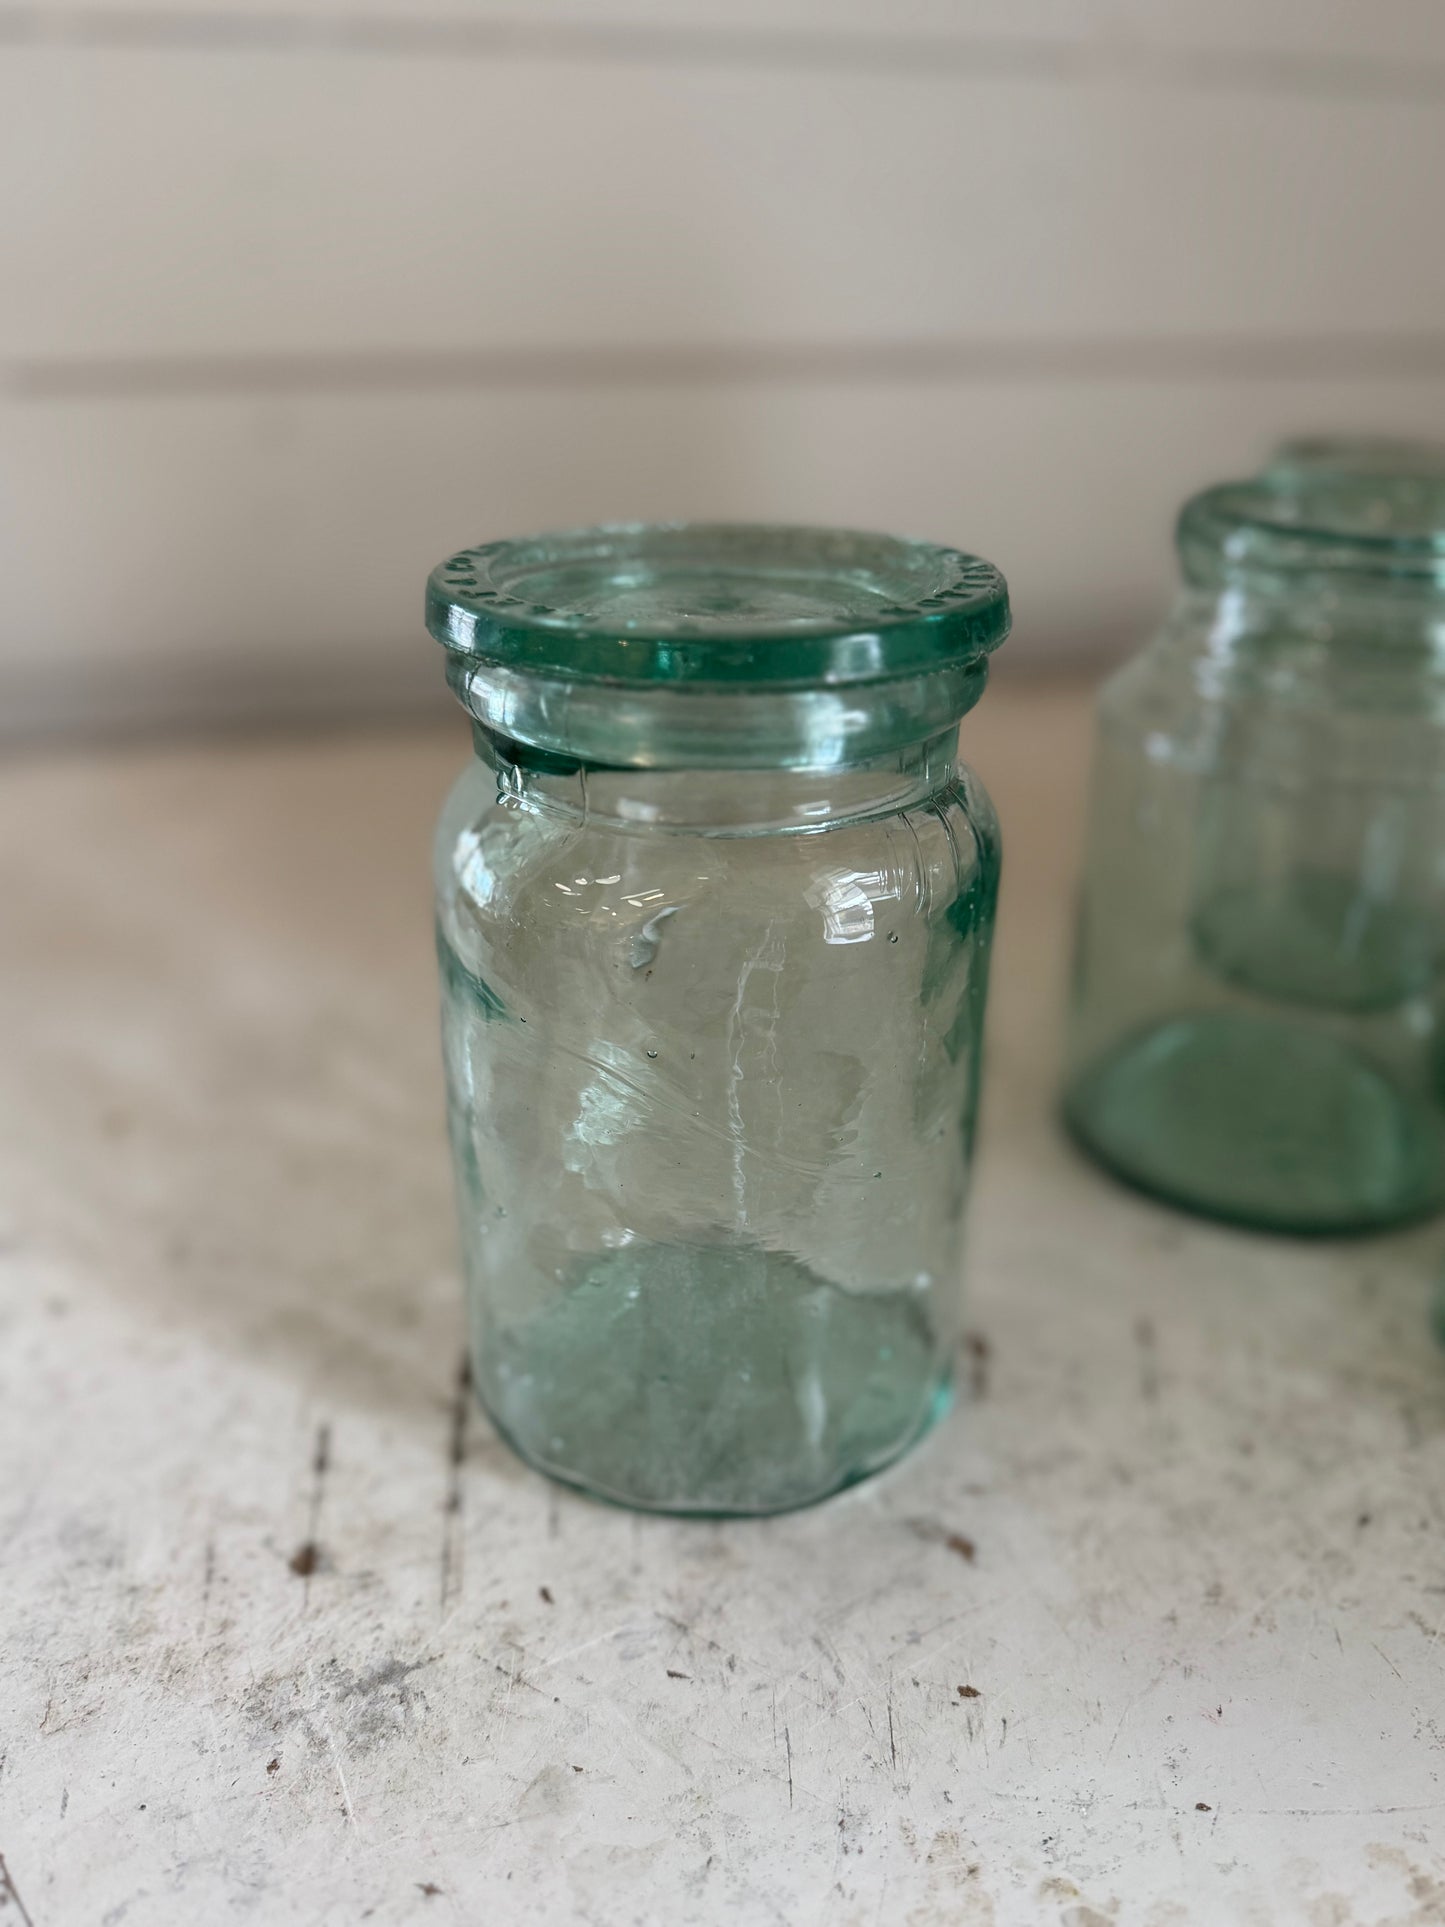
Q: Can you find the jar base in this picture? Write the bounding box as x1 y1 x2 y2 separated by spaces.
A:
474 1372 954 1519
1065 1010 1445 1236
470 1240 956 1516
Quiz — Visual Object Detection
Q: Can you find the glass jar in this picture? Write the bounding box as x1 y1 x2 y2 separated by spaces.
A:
1267 434 1445 483
1064 465 1445 1234
428 523 1010 1514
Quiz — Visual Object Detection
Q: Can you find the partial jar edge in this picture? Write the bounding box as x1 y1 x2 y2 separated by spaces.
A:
445 654 992 771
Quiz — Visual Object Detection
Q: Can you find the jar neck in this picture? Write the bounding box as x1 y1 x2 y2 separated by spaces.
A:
1165 583 1445 708
472 724 964 833
446 652 990 771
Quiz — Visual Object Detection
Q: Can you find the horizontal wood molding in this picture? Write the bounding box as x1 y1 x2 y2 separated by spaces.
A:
4 374 1444 738
2 56 1442 362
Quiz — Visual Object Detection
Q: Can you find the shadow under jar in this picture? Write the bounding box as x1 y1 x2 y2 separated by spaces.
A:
428 524 1010 1513
1065 468 1445 1235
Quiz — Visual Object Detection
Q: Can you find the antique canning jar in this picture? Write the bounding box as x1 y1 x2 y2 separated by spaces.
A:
1065 465 1445 1234
428 524 1010 1513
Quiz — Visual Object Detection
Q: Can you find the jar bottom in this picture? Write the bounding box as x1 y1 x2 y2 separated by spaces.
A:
1065 1010 1445 1235
471 1241 954 1516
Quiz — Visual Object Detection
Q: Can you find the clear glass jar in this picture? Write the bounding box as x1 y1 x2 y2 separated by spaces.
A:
1065 465 1445 1234
428 523 1009 1513
1267 434 1445 483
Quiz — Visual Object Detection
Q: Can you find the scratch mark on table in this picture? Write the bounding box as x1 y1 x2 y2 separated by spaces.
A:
307 1661 357 1833
785 1726 793 1808
492 1660 548 1702
290 1421 332 1603
1102 1664 1169 1768
905 1517 977 1564
1134 1316 1159 1402
198 1533 216 1640
1239 1800 1445 1817
439 1353 471 1613
1212 1578 1295 1646
963 1330 991 1399
529 1622 654 1674
0 1852 36 1927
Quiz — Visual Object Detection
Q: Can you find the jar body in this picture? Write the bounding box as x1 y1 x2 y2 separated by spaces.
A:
1065 592 1445 1233
435 731 999 1512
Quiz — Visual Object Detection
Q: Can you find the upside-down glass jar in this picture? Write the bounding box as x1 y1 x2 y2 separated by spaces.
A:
428 523 1010 1513
1064 465 1445 1234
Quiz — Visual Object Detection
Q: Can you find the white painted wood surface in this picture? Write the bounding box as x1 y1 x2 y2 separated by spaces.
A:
3 684 1443 1925
6 375 1445 738
3 0 1445 735
6 53 1443 359
7 0 1444 64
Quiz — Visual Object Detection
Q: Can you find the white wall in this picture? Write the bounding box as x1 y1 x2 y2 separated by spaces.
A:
2 0 1444 734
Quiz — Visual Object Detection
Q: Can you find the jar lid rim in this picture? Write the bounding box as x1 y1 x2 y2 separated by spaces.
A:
427 522 1010 685
1179 472 1445 589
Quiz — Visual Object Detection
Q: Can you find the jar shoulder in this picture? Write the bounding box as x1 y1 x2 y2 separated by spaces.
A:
1097 589 1445 746
1095 598 1208 720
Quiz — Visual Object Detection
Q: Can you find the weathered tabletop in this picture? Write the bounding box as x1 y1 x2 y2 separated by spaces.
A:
3 684 1443 1927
